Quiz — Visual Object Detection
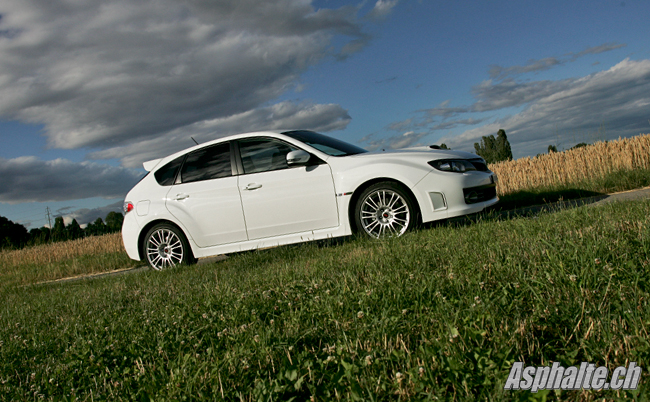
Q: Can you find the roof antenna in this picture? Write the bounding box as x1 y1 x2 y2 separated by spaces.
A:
191 137 199 145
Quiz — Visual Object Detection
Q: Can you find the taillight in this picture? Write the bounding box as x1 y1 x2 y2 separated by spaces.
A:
123 201 134 214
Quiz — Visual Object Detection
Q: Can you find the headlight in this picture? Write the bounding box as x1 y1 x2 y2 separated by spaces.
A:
428 159 477 173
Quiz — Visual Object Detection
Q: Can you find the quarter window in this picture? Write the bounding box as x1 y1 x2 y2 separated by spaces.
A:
180 143 232 183
154 155 184 186
238 138 299 174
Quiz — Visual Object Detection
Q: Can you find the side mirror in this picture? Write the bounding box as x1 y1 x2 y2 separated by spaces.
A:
286 150 311 166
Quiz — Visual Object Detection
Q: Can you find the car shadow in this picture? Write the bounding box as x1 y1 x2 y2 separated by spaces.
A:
426 188 610 230
495 188 607 211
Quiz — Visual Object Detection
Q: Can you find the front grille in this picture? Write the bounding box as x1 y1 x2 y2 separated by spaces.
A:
463 184 497 204
469 158 489 172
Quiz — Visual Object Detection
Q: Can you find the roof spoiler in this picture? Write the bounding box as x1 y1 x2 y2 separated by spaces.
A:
143 158 162 172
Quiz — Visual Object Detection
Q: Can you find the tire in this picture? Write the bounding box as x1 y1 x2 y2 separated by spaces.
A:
143 223 194 270
354 182 420 239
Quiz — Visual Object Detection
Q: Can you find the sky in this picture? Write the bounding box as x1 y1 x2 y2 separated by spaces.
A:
0 0 649 229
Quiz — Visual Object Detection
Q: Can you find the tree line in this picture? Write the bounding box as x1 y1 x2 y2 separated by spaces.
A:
0 211 124 250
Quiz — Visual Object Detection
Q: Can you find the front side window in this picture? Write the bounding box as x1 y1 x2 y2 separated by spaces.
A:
180 143 232 183
238 138 298 174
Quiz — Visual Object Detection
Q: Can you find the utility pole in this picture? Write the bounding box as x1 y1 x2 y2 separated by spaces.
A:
45 207 52 229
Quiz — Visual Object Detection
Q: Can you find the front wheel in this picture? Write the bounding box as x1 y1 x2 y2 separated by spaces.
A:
143 223 194 270
354 182 419 239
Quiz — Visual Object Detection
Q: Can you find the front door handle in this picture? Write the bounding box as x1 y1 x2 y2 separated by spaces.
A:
245 183 263 190
174 193 189 200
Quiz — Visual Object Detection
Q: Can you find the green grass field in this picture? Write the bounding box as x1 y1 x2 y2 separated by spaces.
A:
1 197 649 400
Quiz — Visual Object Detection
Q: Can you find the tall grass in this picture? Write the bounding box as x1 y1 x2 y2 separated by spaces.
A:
0 233 124 267
0 233 136 286
491 133 650 195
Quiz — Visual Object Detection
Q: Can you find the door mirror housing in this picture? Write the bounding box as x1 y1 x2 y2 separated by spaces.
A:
286 150 311 166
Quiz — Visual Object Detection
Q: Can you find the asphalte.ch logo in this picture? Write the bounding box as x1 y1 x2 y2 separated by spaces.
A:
504 362 642 393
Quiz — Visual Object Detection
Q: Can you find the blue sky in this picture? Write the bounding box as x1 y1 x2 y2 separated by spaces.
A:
1 0 649 229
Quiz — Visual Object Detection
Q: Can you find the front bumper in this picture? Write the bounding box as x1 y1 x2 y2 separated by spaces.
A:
413 170 499 223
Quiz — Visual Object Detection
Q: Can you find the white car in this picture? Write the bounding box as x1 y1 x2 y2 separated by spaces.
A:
122 130 498 269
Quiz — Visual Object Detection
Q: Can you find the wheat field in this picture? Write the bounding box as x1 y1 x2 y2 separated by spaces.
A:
490 133 650 195
0 232 125 269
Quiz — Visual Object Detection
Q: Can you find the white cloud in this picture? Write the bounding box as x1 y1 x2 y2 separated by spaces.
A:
0 157 142 203
368 0 399 20
440 58 650 157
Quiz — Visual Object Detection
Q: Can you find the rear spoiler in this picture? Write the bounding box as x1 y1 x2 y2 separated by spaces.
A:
143 158 162 172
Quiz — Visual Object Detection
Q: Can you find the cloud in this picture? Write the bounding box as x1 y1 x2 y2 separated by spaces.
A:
368 0 400 20
488 43 626 80
0 157 142 203
0 0 365 153
362 130 432 151
420 100 470 118
471 78 576 112
488 57 562 80
89 100 351 168
388 131 429 149
571 42 627 59
440 58 650 157
59 201 123 227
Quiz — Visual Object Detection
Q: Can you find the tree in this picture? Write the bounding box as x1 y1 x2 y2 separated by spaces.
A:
67 219 82 240
571 142 589 150
0 216 28 249
495 129 513 162
439 143 449 149
86 218 107 236
29 227 50 245
105 212 124 232
52 217 66 241
474 129 513 163
548 145 557 153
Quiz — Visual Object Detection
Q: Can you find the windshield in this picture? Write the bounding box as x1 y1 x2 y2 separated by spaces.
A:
282 130 368 157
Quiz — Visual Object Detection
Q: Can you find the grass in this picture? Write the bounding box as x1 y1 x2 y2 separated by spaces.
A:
1 198 649 400
496 168 650 210
0 233 138 288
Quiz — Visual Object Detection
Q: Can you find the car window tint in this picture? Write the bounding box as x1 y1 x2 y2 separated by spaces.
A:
180 143 232 183
238 138 298 174
154 155 184 186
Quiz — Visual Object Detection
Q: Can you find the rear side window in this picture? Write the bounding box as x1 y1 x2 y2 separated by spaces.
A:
154 155 184 186
180 142 232 183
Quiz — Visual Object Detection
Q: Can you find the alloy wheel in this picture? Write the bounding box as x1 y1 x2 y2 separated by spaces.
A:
146 227 184 270
359 189 411 238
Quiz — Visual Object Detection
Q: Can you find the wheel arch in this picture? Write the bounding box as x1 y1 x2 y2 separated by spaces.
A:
347 177 422 233
137 219 194 261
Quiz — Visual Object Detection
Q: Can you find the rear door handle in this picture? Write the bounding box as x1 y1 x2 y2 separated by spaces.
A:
245 183 263 190
174 193 189 200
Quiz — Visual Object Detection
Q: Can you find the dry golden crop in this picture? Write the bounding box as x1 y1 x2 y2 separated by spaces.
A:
0 232 125 270
489 133 650 195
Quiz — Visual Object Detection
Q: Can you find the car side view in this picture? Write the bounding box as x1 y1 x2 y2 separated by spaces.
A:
122 130 499 269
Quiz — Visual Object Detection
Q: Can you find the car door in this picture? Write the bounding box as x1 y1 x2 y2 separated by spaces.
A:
236 137 339 240
165 142 248 248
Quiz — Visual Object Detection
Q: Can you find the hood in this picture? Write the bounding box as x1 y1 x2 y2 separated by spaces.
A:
357 146 480 161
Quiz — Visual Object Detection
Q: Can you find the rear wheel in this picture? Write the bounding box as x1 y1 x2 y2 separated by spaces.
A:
143 223 194 270
354 182 419 238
